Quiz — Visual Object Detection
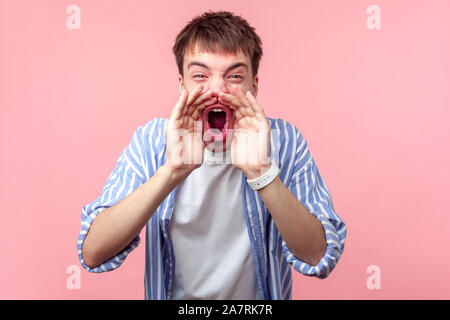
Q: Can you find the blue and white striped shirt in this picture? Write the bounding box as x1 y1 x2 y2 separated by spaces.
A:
78 117 346 300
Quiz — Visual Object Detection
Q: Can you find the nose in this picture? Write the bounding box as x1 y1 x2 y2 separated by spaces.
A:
208 78 230 99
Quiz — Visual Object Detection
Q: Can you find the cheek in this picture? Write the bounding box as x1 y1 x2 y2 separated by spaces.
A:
227 83 249 96
182 79 200 92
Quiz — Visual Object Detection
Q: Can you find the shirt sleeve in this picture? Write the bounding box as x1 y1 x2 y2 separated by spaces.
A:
77 126 148 273
282 124 347 279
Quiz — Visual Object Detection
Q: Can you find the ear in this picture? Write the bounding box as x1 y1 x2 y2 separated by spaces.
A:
252 75 259 98
178 74 185 94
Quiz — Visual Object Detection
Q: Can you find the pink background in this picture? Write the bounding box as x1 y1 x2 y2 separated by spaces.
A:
1 0 449 299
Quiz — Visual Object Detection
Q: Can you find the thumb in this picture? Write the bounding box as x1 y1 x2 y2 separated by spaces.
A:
194 119 203 133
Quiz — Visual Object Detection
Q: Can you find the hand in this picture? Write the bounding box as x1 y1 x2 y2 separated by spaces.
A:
218 90 271 179
165 85 215 180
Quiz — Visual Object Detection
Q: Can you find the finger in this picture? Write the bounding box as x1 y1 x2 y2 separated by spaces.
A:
169 90 188 122
232 117 239 132
191 95 217 120
218 93 245 121
235 90 256 117
245 90 265 116
218 92 241 110
243 91 267 124
215 94 244 121
187 89 214 116
182 85 204 116
231 105 245 122
193 118 202 133
235 90 253 108
219 92 253 118
192 94 217 116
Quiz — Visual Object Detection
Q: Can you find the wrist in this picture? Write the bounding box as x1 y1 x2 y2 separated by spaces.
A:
159 163 192 186
243 162 272 180
246 160 280 191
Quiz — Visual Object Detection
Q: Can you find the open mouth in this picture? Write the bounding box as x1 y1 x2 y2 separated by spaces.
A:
203 104 231 142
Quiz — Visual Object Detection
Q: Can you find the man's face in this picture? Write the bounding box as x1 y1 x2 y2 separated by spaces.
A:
179 45 259 147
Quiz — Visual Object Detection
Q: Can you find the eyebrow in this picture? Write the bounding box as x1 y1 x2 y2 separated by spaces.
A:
187 61 249 73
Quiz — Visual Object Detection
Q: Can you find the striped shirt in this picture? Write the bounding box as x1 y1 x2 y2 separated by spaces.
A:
77 117 347 300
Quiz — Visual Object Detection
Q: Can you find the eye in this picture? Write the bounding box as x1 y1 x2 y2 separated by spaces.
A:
229 74 243 79
193 74 206 79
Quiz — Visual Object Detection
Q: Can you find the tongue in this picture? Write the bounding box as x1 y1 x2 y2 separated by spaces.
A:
208 112 226 130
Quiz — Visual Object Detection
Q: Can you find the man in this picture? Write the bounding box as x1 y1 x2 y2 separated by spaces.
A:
78 10 346 300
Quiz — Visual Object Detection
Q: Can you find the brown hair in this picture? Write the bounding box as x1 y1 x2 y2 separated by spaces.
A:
172 10 263 78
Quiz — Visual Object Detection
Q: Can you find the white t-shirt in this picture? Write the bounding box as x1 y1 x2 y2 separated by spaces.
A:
169 145 260 300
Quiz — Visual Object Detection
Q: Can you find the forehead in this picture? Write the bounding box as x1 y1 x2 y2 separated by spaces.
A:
184 44 250 70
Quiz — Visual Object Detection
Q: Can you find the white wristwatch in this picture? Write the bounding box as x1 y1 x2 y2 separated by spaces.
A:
247 160 280 191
